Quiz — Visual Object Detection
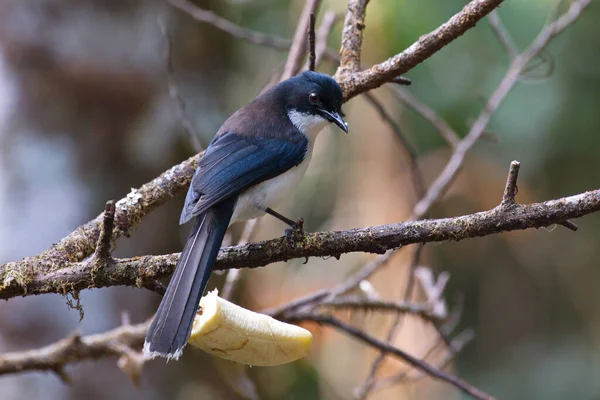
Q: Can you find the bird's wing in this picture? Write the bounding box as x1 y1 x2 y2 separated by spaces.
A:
180 132 308 224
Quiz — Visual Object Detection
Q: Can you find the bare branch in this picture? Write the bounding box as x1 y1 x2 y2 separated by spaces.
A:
280 0 321 81
501 160 520 207
412 0 591 219
265 250 395 318
391 76 413 86
390 86 460 148
157 16 203 152
488 11 518 59
168 0 291 50
287 313 496 400
356 244 424 399
406 329 475 384
3 175 600 300
93 201 116 263
336 0 506 100
371 329 475 391
307 13 316 72
0 151 203 292
500 161 576 231
559 219 579 231
0 322 149 377
169 0 340 68
317 296 445 321
363 92 425 197
338 0 369 74
221 218 259 300
313 11 340 68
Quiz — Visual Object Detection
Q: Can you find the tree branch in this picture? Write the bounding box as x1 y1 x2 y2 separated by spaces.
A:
487 10 518 59
168 0 291 50
0 152 203 294
311 10 340 69
307 13 316 72
288 313 495 400
280 0 321 81
317 296 445 321
501 160 520 207
335 0 506 100
412 0 590 219
157 16 204 152
363 92 425 197
3 170 599 300
371 328 475 392
390 86 460 148
337 0 369 74
0 321 149 377
93 201 116 263
355 244 425 398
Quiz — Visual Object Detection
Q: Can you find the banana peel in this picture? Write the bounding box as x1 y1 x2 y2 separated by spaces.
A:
188 290 312 366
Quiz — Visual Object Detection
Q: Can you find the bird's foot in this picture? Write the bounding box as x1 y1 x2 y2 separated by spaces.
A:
285 217 305 243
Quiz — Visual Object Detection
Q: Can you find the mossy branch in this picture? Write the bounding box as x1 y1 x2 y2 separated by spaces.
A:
2 182 598 300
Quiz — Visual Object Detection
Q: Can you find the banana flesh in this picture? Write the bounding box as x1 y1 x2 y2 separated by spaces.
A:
188 290 312 366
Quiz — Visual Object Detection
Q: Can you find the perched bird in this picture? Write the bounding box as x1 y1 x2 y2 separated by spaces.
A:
144 71 347 360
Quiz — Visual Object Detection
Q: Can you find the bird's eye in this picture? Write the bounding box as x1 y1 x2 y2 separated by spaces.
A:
308 92 319 104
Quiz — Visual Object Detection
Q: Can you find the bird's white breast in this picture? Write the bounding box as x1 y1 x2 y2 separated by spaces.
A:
231 111 327 223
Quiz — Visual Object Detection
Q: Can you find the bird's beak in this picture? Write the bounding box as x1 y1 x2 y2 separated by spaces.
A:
319 109 348 133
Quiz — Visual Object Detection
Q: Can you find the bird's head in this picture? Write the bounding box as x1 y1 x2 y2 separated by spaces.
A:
277 71 348 135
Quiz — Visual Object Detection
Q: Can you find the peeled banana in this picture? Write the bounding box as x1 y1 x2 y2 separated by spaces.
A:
188 290 312 366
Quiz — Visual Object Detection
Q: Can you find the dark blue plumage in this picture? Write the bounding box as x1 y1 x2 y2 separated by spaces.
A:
180 133 308 224
144 71 346 360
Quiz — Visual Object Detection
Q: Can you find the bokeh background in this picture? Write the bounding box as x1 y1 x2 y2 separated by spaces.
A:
0 0 598 399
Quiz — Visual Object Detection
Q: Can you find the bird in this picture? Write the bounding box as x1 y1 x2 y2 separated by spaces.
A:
143 71 348 360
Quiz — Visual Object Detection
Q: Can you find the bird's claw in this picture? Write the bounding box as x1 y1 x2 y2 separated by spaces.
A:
285 217 305 243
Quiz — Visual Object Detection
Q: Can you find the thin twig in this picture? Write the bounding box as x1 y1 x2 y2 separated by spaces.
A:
521 50 555 81
390 86 460 148
168 0 291 50
170 0 341 68
318 296 444 321
407 329 475 384
157 16 203 153
94 201 116 262
280 0 321 81
312 11 340 69
497 161 576 231
560 220 579 231
286 313 496 400
264 250 395 318
372 329 475 391
336 0 507 100
412 0 591 219
355 244 424 399
501 160 520 206
142 280 167 296
308 13 316 71
363 92 425 198
487 10 518 59
392 76 413 86
221 219 260 300
0 322 149 376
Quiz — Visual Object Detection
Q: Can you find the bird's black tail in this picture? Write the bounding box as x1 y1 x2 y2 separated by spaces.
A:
143 198 236 360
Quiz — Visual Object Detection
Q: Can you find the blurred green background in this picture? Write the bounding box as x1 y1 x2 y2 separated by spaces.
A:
0 0 598 399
